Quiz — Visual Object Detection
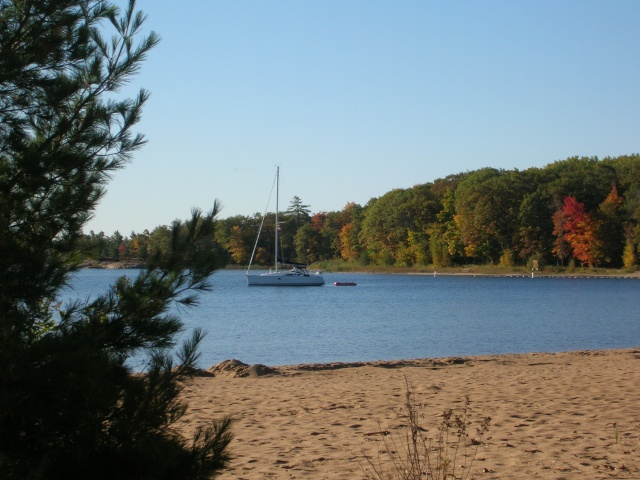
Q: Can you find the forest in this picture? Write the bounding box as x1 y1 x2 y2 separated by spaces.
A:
81 154 640 271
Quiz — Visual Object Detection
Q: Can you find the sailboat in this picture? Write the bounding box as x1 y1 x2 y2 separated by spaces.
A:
246 167 325 286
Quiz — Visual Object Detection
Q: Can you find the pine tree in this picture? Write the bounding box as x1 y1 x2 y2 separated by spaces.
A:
286 195 311 225
0 1 232 478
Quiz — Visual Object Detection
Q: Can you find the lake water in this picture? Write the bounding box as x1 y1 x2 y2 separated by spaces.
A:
63 269 640 367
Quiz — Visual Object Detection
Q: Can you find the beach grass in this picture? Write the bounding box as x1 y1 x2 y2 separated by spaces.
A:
362 379 490 480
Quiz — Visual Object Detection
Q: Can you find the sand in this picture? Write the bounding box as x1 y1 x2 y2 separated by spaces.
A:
179 349 640 479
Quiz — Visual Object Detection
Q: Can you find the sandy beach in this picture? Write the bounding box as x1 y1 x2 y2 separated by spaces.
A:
179 349 640 479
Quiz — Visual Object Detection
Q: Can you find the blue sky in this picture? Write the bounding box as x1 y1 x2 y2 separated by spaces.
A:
86 0 640 235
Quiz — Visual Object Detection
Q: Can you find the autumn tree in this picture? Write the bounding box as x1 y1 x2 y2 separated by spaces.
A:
0 2 232 478
133 229 150 258
622 236 637 268
339 223 358 261
337 202 364 262
554 196 601 267
225 225 248 264
215 215 252 266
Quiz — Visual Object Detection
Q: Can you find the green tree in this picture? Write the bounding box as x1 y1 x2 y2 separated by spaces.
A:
0 2 232 478
402 183 440 266
453 168 504 262
406 229 431 266
77 229 109 260
516 186 554 261
546 156 616 210
606 156 640 265
148 224 172 258
359 189 414 264
111 230 125 258
294 222 322 264
596 184 624 266
130 229 150 259
308 211 344 260
430 181 465 265
455 168 536 263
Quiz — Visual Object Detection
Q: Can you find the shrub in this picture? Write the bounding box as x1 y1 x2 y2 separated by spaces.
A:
363 379 490 480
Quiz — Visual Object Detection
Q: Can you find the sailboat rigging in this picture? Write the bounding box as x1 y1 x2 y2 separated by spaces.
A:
246 167 325 286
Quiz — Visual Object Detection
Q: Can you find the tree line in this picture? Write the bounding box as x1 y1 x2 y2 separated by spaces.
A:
85 154 640 270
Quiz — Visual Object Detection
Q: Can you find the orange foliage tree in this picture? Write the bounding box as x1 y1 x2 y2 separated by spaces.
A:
227 225 248 264
339 223 358 261
554 196 602 266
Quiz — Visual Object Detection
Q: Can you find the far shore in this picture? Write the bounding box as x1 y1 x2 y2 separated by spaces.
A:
79 259 640 278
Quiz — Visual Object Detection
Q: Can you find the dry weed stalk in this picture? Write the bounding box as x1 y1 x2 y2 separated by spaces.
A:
363 378 491 480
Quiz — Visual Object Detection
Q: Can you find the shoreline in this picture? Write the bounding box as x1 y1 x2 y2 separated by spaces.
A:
200 346 640 375
181 348 640 479
79 260 640 278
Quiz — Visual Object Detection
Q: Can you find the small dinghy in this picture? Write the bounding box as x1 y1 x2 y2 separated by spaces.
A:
334 282 357 286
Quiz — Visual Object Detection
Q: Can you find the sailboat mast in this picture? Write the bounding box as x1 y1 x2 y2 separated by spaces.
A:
274 166 279 272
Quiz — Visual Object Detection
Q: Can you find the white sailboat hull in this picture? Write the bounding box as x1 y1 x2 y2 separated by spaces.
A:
247 271 325 286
